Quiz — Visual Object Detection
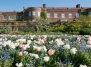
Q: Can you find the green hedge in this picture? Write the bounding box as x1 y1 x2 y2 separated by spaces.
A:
48 25 65 32
80 28 91 35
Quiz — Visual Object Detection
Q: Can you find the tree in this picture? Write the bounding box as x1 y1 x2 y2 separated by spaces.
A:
40 11 47 19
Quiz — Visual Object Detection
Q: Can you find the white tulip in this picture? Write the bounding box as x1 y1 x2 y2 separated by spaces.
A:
30 53 39 59
33 54 39 59
8 42 16 49
44 56 50 62
86 45 91 48
0 42 2 45
16 62 23 67
27 40 31 44
79 64 87 67
33 46 42 51
26 44 30 48
88 36 91 41
49 40 53 44
42 46 47 52
63 44 70 49
16 39 26 44
70 48 77 54
23 51 28 55
30 35 35 39
55 38 64 47
43 35 47 38
6 40 11 45
14 42 20 47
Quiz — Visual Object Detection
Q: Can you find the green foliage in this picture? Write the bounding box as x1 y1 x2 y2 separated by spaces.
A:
10 31 25 35
75 15 91 22
34 18 50 32
40 11 47 19
65 23 80 33
0 59 13 67
48 25 65 32
79 28 91 35
71 52 91 67
81 11 88 16
0 26 12 34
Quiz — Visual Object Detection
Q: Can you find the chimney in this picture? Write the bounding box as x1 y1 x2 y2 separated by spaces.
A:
76 4 80 8
43 4 46 8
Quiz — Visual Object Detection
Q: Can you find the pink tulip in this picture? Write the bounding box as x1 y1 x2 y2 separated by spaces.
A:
22 45 27 50
19 44 23 48
48 49 55 56
87 40 91 45
2 42 7 47
18 52 22 56
77 37 81 42
37 38 44 45
43 38 47 42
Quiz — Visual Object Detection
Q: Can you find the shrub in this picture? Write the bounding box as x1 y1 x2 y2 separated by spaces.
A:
79 28 91 35
0 26 12 34
40 11 47 19
65 23 80 33
48 25 65 32
71 52 91 67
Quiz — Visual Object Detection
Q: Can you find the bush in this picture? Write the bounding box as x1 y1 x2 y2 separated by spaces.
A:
48 25 65 32
65 23 80 33
71 52 91 67
79 28 91 35
0 26 12 34
40 11 47 19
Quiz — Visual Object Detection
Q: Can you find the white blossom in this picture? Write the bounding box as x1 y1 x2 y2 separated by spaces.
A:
23 51 28 55
30 53 39 59
86 45 91 48
63 44 70 49
6 40 11 45
16 62 23 67
44 56 50 62
27 40 32 44
33 46 42 51
30 35 35 39
70 48 77 54
9 42 16 49
55 38 64 47
79 64 87 67
49 40 53 44
43 35 47 38
14 42 20 47
42 46 47 52
88 36 91 41
16 39 26 44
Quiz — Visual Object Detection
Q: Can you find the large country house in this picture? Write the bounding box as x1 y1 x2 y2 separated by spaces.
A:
0 4 91 22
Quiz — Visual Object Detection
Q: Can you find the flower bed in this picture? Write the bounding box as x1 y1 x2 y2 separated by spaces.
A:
0 35 91 67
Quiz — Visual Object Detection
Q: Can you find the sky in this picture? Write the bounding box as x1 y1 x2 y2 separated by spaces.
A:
0 0 91 11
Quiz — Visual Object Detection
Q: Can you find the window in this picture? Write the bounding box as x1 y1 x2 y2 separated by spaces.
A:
88 12 91 16
47 13 50 18
69 13 72 18
54 13 58 18
9 16 13 20
62 13 65 18
3 15 8 20
33 11 36 16
38 11 40 17
29 11 32 16
16 16 19 20
76 13 80 18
